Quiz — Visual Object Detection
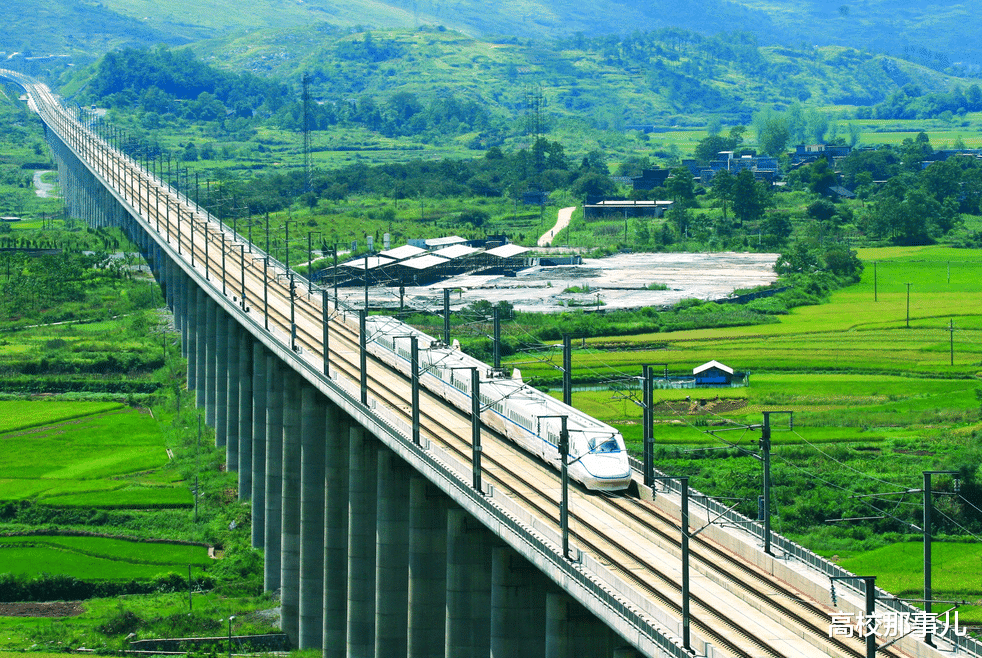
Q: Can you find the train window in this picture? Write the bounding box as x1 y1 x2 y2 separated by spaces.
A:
588 437 620 454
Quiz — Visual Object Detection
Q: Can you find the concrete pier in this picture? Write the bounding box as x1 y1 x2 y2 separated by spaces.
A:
225 318 240 472
347 425 377 658
204 297 217 426
374 448 409 657
490 545 546 657
280 372 303 644
194 287 207 410
250 342 267 549
214 306 228 446
237 326 253 498
445 507 492 658
407 475 447 658
322 405 349 657
263 357 284 593
299 385 326 649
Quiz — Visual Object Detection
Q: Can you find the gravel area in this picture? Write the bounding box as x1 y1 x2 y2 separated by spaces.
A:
338 251 779 313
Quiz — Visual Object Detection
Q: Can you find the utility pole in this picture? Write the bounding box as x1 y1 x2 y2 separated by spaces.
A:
640 363 668 488
363 253 370 310
470 368 482 492
651 475 692 653
562 333 572 406
289 274 297 352
493 306 501 372
307 231 321 294
322 289 330 376
443 288 451 345
760 411 792 556
302 72 313 194
830 576 877 658
453 367 484 493
949 319 954 366
332 246 339 309
923 470 959 647
359 310 368 406
410 335 419 446
263 257 269 331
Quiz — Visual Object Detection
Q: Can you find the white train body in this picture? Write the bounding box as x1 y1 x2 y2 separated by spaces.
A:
364 315 632 492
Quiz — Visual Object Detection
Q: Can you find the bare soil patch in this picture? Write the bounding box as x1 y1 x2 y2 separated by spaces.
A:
0 601 85 617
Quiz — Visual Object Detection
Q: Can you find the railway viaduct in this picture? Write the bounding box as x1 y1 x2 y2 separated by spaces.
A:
3 69 979 658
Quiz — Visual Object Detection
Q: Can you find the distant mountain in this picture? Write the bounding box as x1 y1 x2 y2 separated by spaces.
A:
0 0 195 62
724 0 982 74
4 0 981 78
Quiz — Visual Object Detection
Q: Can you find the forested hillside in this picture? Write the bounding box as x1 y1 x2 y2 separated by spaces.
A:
64 27 974 150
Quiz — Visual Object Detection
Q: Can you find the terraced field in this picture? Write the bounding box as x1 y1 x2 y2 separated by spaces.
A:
0 401 189 508
0 536 210 580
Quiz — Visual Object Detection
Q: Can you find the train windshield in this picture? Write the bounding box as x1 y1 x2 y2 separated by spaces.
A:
588 436 621 454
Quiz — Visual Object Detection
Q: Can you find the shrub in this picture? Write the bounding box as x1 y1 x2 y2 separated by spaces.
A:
97 609 143 636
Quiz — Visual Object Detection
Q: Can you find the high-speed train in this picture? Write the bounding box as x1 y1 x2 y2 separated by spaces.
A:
363 314 633 492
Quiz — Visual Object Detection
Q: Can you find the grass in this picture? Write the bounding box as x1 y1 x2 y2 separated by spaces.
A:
0 590 279 652
836 541 982 624
508 246 982 383
0 402 184 507
0 400 124 434
527 245 982 624
0 536 211 579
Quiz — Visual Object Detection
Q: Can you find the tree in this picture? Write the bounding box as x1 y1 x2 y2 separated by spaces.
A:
806 158 838 196
665 167 697 208
867 184 948 245
708 170 734 219
823 246 864 281
730 170 771 226
806 198 837 222
633 219 651 247
775 241 819 275
900 131 932 171
753 109 791 156
920 159 962 205
693 126 744 164
761 212 793 247
572 172 615 198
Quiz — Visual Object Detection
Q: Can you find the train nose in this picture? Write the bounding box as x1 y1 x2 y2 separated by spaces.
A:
584 454 631 479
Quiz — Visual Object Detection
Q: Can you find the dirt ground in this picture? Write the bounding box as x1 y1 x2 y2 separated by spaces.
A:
0 601 85 617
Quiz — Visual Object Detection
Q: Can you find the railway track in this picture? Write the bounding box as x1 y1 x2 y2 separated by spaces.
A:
17 75 924 658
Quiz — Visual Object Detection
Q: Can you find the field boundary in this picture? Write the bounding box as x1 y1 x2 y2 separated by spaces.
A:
0 529 210 549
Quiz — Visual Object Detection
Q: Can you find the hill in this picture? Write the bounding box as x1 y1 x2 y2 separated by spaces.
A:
5 0 981 82
0 0 194 62
172 27 972 128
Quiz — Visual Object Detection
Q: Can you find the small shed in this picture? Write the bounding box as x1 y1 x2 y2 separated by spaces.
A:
693 360 734 387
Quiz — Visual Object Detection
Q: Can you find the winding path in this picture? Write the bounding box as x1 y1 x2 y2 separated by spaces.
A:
537 205 575 246
33 170 55 198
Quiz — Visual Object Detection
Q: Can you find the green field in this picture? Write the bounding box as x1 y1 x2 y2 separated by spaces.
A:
529 245 982 625
0 400 124 434
0 536 211 580
837 541 982 625
0 401 189 507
